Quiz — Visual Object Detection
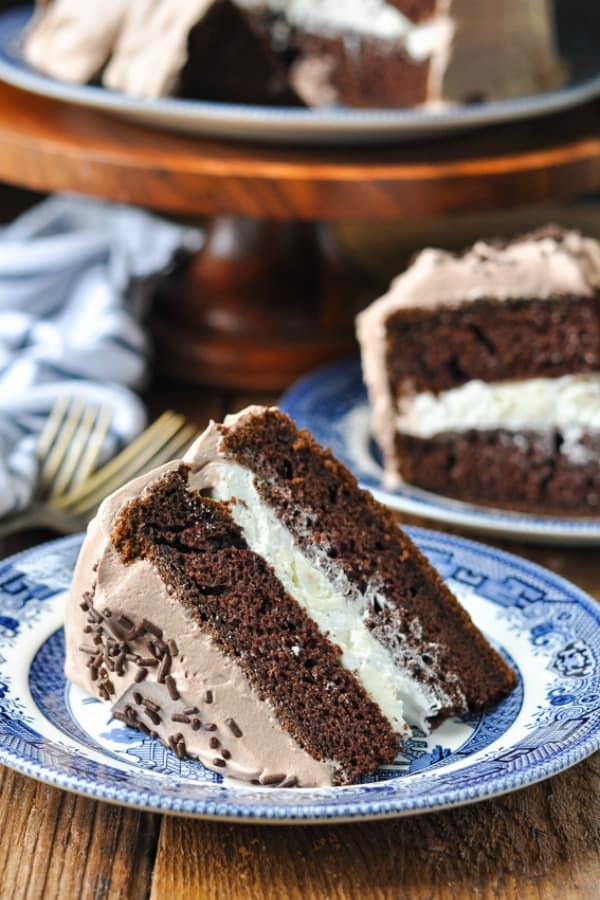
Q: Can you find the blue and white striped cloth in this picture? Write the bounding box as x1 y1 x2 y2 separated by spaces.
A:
0 194 202 518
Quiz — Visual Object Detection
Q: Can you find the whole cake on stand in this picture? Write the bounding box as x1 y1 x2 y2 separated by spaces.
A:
24 0 564 107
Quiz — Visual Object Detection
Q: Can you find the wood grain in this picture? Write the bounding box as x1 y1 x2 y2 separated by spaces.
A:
0 83 599 220
0 767 160 900
150 755 600 900
151 218 360 390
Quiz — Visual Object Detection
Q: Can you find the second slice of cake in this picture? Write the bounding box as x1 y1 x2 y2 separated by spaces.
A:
357 227 600 515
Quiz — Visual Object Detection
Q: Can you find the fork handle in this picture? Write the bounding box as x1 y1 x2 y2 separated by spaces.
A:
0 507 84 538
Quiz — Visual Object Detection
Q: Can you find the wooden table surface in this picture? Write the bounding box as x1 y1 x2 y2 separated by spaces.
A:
0 378 598 900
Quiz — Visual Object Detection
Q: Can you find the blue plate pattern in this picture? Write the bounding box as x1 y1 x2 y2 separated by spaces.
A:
0 531 598 822
279 358 600 546
1 5 600 144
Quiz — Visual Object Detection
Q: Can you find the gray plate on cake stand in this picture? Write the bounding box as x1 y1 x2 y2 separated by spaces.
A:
0 4 600 144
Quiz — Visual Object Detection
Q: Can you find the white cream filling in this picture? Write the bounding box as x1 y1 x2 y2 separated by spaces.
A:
236 0 446 59
396 374 600 463
204 461 461 732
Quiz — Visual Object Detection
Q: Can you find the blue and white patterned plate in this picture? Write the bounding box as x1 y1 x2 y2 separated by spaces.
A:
1 5 600 144
0 531 598 823
279 359 600 547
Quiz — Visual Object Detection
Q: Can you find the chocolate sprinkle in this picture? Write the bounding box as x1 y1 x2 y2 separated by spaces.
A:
209 737 220 749
165 675 179 700
213 758 226 768
137 657 158 668
142 698 161 713
118 614 134 630
204 723 217 732
115 651 126 676
78 644 97 655
204 690 213 704
191 719 202 731
225 718 243 738
221 749 231 760
175 739 186 760
134 668 147 683
171 713 191 724
183 706 199 715
142 618 163 639
260 773 286 785
144 708 161 726
149 640 163 659
168 639 179 657
111 711 129 724
157 653 171 683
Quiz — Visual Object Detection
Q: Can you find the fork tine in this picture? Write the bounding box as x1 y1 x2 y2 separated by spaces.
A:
50 403 104 499
38 397 86 498
65 424 200 518
36 395 71 463
68 405 113 491
54 412 186 511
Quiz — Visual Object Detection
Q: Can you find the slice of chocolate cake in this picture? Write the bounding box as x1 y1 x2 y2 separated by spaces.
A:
239 0 564 108
357 227 600 514
67 407 515 787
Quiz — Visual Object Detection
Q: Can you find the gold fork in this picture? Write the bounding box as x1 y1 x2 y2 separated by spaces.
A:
0 398 199 537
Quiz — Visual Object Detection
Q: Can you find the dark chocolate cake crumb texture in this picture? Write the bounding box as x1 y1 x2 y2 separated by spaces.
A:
395 430 600 514
385 295 600 396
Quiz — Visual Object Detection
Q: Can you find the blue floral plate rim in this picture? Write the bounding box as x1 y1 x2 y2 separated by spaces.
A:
0 530 598 823
279 358 600 546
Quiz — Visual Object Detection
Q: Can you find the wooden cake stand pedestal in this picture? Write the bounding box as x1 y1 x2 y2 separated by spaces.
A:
0 82 599 388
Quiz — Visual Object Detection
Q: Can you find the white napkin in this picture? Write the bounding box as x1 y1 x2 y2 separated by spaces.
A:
0 194 202 518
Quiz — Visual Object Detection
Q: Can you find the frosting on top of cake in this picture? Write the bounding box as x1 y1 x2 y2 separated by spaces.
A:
373 229 600 315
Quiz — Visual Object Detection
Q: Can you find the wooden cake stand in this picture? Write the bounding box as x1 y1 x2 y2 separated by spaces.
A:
1 81 600 388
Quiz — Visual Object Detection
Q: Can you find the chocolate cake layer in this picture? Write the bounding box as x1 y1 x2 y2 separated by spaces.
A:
113 466 398 784
385 295 600 397
388 0 438 23
395 430 600 513
179 0 301 105
221 410 516 714
291 34 429 108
